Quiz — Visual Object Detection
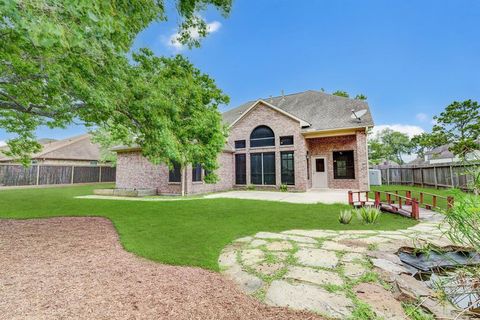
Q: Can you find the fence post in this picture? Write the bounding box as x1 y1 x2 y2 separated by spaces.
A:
449 166 454 188
447 196 454 210
71 165 75 184
374 191 381 207
387 168 390 185
411 198 419 220
421 167 424 187
406 190 412 205
348 191 353 205
36 165 40 185
99 166 102 183
433 166 438 189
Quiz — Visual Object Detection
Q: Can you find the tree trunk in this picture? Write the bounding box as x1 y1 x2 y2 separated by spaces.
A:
181 166 186 197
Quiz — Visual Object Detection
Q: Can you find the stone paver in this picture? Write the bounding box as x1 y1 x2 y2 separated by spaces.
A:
343 262 368 279
285 266 344 286
294 248 339 269
241 249 265 266
354 283 408 320
265 280 354 318
219 214 464 319
266 241 293 251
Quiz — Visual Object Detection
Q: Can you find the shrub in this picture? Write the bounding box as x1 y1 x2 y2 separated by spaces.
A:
246 185 256 190
444 194 480 251
279 184 288 192
338 210 353 224
357 207 381 224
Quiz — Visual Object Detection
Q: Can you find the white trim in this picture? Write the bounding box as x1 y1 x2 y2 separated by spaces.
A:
229 100 311 128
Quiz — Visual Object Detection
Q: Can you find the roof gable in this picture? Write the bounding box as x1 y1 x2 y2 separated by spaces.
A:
228 100 311 128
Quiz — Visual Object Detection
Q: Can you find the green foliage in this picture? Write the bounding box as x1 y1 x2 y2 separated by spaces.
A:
332 90 350 98
246 185 256 190
444 193 480 251
0 185 417 270
410 132 448 158
354 94 368 100
432 100 480 157
369 128 414 165
402 303 435 320
0 0 232 166
356 207 381 224
279 184 288 192
339 209 353 224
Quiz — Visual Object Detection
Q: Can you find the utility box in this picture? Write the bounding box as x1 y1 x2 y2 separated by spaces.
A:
369 169 382 186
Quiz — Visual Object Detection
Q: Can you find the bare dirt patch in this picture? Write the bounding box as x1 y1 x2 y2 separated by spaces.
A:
0 217 321 320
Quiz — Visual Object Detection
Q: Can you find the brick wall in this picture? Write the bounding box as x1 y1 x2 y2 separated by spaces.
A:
115 151 234 195
306 131 369 190
227 101 308 191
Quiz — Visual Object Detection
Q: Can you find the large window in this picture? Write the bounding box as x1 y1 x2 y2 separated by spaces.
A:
192 163 202 182
251 152 276 185
169 163 181 182
250 126 275 148
235 154 246 185
281 151 295 185
333 150 355 179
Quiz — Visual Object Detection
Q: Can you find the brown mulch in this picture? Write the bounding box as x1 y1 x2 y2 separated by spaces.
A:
0 217 322 320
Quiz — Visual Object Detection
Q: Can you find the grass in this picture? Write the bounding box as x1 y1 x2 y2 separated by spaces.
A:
0 184 417 271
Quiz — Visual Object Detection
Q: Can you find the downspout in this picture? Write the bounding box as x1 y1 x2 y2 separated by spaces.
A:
365 126 370 190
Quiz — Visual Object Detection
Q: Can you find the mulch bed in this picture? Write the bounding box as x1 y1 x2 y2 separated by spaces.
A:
0 217 322 320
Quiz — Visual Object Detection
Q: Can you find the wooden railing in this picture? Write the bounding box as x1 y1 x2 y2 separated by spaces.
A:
348 189 455 220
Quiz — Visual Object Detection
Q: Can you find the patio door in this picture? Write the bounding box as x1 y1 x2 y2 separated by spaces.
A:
312 157 328 188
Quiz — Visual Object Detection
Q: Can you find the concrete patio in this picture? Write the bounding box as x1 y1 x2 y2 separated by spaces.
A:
204 189 355 204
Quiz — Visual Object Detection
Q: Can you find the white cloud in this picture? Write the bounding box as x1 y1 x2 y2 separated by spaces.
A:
0 140 5 147
166 20 222 51
371 124 425 138
415 113 428 122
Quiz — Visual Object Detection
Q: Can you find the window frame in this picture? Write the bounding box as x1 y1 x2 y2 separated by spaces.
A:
234 140 246 149
168 163 182 183
192 163 202 182
280 135 294 146
280 151 295 185
235 154 247 185
250 152 276 185
250 125 275 148
333 150 355 179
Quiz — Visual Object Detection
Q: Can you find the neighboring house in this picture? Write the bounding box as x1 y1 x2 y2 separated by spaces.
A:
409 143 480 166
113 90 374 195
0 134 105 165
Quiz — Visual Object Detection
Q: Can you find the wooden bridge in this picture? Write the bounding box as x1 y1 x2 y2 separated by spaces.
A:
348 190 454 220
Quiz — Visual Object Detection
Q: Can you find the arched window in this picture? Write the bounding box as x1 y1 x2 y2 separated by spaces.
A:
250 126 275 148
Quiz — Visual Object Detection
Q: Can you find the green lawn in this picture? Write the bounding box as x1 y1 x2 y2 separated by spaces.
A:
370 184 462 210
0 184 417 271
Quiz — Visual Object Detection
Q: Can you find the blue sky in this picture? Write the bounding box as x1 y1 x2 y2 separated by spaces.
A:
1 0 480 144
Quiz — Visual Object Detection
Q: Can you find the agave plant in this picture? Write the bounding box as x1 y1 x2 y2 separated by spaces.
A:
357 207 381 224
338 210 353 224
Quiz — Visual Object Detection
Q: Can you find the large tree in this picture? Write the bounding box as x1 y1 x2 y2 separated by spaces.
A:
431 100 480 157
410 131 448 157
368 128 413 165
0 0 232 165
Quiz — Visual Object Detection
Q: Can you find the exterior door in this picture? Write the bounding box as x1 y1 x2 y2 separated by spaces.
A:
312 157 328 188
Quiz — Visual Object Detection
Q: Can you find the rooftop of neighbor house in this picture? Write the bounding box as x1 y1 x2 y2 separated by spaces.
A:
0 134 102 162
222 90 374 131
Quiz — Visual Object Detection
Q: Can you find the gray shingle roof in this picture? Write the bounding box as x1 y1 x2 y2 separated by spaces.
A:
222 90 374 131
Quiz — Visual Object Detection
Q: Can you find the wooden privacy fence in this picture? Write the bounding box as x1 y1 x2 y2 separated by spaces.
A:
376 163 477 190
0 164 116 187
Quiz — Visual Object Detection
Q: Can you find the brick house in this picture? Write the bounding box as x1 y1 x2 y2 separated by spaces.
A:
113 90 374 195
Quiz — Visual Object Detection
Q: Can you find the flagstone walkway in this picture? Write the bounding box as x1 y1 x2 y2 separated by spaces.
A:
219 216 469 319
